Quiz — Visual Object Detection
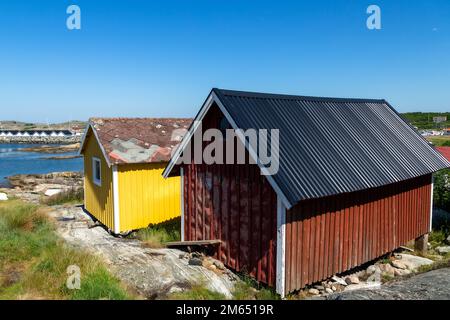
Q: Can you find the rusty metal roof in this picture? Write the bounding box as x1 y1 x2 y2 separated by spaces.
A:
82 118 192 165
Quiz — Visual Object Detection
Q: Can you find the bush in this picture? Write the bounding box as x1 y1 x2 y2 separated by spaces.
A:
42 188 84 206
136 217 181 248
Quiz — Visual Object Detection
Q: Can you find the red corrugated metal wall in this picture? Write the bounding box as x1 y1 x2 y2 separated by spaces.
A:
285 174 432 293
182 104 277 286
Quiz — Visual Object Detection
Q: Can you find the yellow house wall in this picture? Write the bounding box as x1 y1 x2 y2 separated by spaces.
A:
83 131 115 230
117 163 181 231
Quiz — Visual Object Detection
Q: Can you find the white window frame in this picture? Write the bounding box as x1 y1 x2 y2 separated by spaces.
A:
92 157 102 187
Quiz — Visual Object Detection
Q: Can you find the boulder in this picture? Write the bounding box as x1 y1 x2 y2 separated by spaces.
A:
188 257 203 266
213 260 226 270
45 189 62 197
345 275 360 284
325 288 333 294
396 253 433 271
394 268 412 277
331 275 347 286
366 265 380 275
380 263 395 277
436 246 450 255
308 288 320 295
0 192 8 201
391 260 407 270
314 285 325 290
344 282 381 292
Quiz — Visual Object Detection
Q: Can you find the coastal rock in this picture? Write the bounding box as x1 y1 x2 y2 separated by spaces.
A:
436 246 450 255
48 205 237 299
396 254 433 271
366 265 380 275
394 268 412 277
45 189 63 197
391 260 407 270
0 192 8 201
308 288 320 295
345 275 360 285
331 275 348 286
188 258 203 266
327 268 450 300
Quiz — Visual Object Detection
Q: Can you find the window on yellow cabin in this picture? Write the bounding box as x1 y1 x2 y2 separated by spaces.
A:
92 157 102 187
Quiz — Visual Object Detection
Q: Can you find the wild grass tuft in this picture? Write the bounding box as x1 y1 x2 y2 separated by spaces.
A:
232 274 279 300
168 285 227 300
136 217 181 248
0 200 132 300
42 188 84 206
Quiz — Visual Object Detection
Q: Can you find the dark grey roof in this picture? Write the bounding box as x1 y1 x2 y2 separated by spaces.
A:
213 88 450 205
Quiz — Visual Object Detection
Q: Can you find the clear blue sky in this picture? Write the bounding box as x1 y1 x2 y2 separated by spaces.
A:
0 0 449 122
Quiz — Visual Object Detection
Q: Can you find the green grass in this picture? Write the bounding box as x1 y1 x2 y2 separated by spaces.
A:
135 217 181 248
232 274 279 300
42 188 84 206
169 285 227 300
429 230 447 248
0 200 132 300
402 112 450 130
426 135 450 147
168 274 280 300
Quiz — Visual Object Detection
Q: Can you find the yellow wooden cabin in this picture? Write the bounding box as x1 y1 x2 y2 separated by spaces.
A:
79 118 191 234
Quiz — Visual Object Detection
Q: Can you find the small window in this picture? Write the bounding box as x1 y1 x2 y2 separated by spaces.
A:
92 157 102 187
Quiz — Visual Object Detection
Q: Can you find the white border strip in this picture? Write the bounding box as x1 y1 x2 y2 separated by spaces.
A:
430 174 434 232
112 165 121 234
180 167 185 241
276 196 286 298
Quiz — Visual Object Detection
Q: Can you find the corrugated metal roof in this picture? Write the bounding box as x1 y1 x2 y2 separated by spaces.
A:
213 88 450 205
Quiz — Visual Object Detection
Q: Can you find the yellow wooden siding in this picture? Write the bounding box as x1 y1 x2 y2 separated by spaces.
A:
83 131 115 230
117 163 181 231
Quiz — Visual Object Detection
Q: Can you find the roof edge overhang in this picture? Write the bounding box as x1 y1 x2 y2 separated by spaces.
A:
162 88 293 209
78 122 112 167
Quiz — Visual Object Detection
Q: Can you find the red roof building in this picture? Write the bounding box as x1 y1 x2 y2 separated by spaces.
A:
436 146 450 162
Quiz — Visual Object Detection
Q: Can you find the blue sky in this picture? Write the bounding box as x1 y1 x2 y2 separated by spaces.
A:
0 0 449 122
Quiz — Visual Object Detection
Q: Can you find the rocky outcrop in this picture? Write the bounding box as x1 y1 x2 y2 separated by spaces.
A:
18 143 81 154
304 253 434 298
327 268 450 300
2 172 83 203
48 205 238 299
8 172 83 189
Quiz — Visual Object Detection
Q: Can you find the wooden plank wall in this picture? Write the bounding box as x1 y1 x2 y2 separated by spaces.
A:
285 174 432 293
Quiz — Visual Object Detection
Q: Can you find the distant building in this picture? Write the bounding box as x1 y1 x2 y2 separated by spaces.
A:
0 130 74 137
433 116 447 123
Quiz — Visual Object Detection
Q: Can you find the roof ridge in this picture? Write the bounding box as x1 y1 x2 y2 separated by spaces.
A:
213 88 387 104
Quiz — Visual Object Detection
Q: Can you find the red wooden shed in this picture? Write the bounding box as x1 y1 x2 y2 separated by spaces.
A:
163 89 450 297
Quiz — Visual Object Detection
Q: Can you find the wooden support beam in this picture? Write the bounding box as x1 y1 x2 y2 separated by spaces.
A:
414 234 429 255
